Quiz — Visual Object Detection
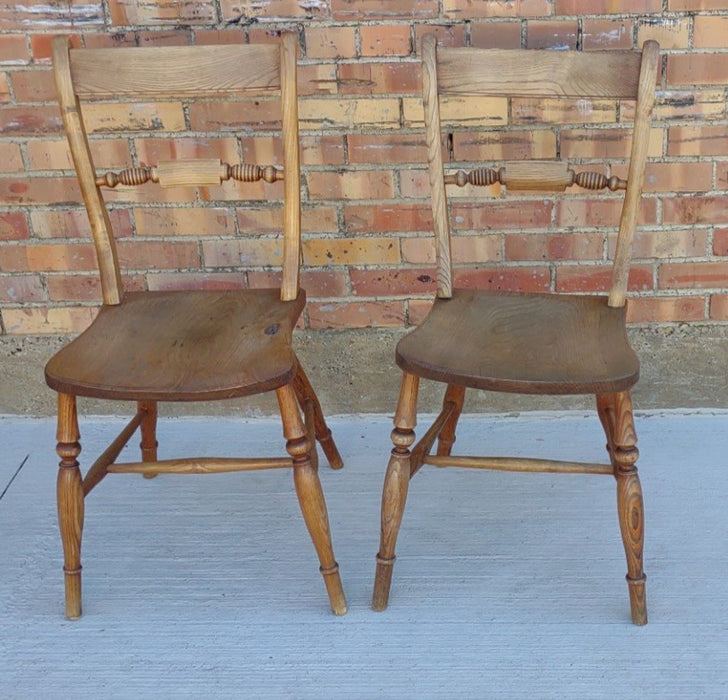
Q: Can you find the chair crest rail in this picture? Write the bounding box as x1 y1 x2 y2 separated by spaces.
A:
95 158 284 188
444 161 627 192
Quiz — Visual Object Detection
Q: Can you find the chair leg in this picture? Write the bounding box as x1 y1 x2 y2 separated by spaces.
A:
373 372 419 611
292 360 343 470
609 391 648 626
56 393 84 620
277 383 347 615
436 384 466 457
138 401 158 478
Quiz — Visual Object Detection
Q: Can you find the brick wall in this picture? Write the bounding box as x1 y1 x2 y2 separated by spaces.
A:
1 0 727 336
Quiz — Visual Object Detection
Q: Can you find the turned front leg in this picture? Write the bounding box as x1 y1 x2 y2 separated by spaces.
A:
56 393 84 620
612 391 647 625
278 384 347 615
372 372 419 611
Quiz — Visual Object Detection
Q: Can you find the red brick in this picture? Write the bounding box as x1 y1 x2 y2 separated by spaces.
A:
102 182 200 206
556 264 653 293
348 134 427 164
582 19 634 50
350 268 436 296
188 100 281 131
626 296 705 323
558 197 657 228
616 229 709 259
31 34 79 63
444 0 551 18
669 0 728 9
0 105 61 134
400 235 503 264
0 142 23 172
398 170 435 199
414 24 468 49
667 55 728 86
662 195 728 225
709 295 728 320
200 180 282 204
338 61 419 95
470 21 522 49
0 35 30 64
454 266 550 292
712 229 728 256
407 298 433 325
305 26 357 59
131 30 192 46
24 243 98 272
0 177 80 206
308 300 405 329
512 98 616 125
611 162 713 193
667 126 728 157
47 273 144 301
637 17 690 49
0 274 44 302
202 238 283 268
303 237 400 266
659 262 728 289
109 0 215 25
235 205 338 234
10 69 55 102
345 203 432 233
648 89 725 122
300 135 346 166
30 209 133 239
298 64 338 96
221 0 324 21
26 138 131 171
332 0 438 20
526 20 578 49
0 1 103 30
248 269 349 297
360 24 412 57
117 241 200 270
453 130 556 160
134 207 234 237
146 272 245 292
505 233 603 261
0 211 29 240
3 306 97 335
307 171 395 200
452 200 553 230
555 0 660 11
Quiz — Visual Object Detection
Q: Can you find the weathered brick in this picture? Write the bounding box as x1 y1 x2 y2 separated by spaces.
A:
300 135 346 166
26 138 131 171
83 102 186 133
0 1 103 30
299 97 400 129
0 35 30 64
188 100 280 131
626 296 705 323
0 211 29 240
582 19 634 50
307 170 395 200
308 300 405 329
667 125 728 157
298 64 338 96
404 96 508 128
0 72 9 102
350 267 436 296
360 24 412 56
116 240 200 270
414 23 468 49
248 269 349 297
24 242 98 272
135 136 239 164
30 208 133 239
662 195 728 225
512 98 616 125
556 264 653 293
407 298 433 325
611 161 713 194
345 203 432 233
615 228 709 259
202 238 283 267
668 55 728 86
453 130 557 160
401 235 503 264
102 182 199 205
46 273 144 301
560 127 662 159
193 29 247 46
303 237 400 265
0 177 80 206
0 142 23 172
338 61 419 95
637 17 691 49
0 105 61 134
454 265 551 292
451 200 553 230
555 0 661 12
709 294 728 320
0 273 44 302
221 0 325 22
712 228 728 255
470 21 522 49
3 306 97 335
305 26 357 59
348 133 427 165
506 232 603 261
134 207 234 237
235 205 338 233
444 0 551 18
668 0 728 9
659 262 728 289
332 0 438 20
526 20 578 49
648 90 725 122
109 0 216 25
10 68 55 102
146 271 245 292
558 197 657 228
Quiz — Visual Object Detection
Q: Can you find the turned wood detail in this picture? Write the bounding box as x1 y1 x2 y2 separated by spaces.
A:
95 160 283 188
444 166 627 191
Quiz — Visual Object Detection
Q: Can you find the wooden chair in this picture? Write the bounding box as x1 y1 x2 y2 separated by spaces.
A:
47 34 347 617
372 36 660 625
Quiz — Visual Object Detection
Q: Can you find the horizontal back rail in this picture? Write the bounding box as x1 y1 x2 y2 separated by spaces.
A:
70 44 280 98
437 48 642 98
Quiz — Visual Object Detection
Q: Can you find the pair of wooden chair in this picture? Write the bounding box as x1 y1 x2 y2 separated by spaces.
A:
46 34 658 624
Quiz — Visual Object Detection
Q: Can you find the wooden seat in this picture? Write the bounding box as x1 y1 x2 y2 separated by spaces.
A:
396 290 639 395
373 37 660 625
48 34 347 618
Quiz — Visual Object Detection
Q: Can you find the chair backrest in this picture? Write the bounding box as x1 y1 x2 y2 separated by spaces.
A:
421 36 660 308
52 35 301 305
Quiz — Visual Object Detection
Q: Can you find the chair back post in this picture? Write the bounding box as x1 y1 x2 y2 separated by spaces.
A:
608 40 660 308
52 36 123 306
279 32 302 302
422 34 453 300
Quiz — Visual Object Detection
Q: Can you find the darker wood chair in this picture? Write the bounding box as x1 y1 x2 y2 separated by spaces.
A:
373 36 660 625
47 35 347 617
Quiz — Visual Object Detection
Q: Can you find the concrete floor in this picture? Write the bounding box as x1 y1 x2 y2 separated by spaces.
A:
1 411 727 698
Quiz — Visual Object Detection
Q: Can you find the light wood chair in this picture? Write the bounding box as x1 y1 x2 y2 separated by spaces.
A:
372 37 660 625
47 34 347 617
